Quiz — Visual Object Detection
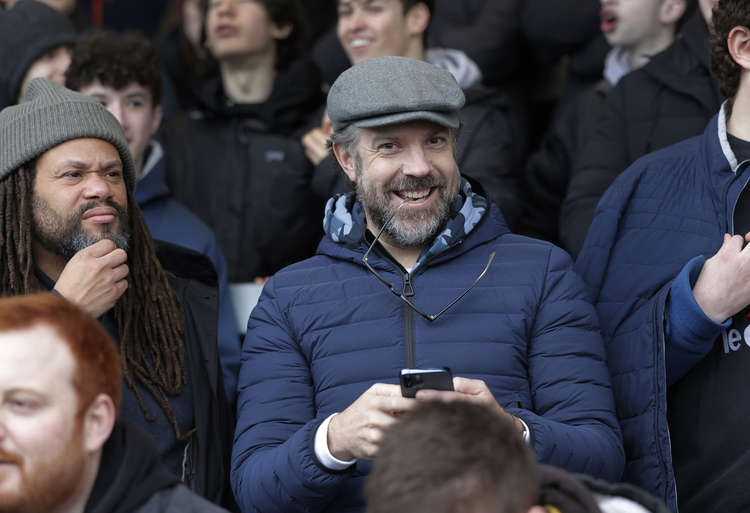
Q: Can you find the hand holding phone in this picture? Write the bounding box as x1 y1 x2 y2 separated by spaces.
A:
400 368 454 398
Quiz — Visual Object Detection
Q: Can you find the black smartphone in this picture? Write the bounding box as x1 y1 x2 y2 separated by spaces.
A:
400 368 454 398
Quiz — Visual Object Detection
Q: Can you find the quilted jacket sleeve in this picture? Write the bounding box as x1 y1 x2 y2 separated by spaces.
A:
231 280 351 513
514 244 624 481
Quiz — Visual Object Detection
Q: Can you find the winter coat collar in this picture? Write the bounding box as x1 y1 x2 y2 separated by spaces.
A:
321 177 503 273
84 421 180 513
134 141 170 206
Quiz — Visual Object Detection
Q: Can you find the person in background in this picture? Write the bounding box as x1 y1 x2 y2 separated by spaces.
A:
0 0 75 110
65 29 240 406
522 0 691 244
561 0 722 256
163 0 324 284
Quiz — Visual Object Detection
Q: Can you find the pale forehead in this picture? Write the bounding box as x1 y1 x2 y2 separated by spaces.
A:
0 324 76 392
338 0 401 9
78 80 153 100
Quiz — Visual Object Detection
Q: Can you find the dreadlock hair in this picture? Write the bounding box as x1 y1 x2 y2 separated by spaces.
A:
0 163 191 440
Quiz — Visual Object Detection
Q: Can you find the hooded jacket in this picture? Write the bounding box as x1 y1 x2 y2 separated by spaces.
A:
85 421 228 513
575 108 742 511
136 141 239 403
231 179 623 513
561 10 723 257
163 58 325 282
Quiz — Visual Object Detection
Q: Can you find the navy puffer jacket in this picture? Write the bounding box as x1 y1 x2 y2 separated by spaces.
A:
575 109 742 511
232 182 623 513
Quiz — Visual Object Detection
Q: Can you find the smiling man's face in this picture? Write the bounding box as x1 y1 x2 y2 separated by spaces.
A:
31 138 129 262
336 120 460 248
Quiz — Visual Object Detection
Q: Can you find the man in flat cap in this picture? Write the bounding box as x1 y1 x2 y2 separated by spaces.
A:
231 56 624 513
0 78 233 506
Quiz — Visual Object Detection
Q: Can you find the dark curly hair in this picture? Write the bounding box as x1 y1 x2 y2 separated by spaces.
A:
709 0 750 100
65 31 162 105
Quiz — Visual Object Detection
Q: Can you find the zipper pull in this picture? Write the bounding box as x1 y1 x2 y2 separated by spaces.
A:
402 272 415 297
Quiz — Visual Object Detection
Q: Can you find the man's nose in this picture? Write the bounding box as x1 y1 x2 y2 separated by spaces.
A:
401 147 431 176
108 102 124 127
83 173 114 199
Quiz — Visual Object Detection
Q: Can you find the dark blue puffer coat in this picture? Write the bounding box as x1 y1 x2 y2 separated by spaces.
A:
576 108 743 511
232 182 623 513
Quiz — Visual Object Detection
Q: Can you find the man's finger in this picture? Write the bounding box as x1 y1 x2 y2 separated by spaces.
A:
82 238 117 258
111 263 130 281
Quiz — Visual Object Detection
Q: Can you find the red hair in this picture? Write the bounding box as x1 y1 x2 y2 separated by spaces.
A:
0 293 122 414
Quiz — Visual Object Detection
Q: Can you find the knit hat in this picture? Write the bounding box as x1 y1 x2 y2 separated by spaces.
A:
0 0 76 110
0 78 136 192
327 56 465 133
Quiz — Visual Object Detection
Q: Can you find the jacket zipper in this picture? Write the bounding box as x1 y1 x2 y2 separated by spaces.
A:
402 271 415 368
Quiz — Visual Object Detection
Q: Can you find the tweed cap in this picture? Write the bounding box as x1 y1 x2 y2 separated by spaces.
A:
0 78 136 192
0 0 76 110
327 56 465 132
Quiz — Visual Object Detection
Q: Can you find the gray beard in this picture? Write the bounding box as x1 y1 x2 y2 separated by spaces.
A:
32 196 130 260
356 171 458 249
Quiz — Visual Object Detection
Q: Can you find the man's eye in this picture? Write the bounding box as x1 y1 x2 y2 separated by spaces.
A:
428 136 446 146
64 171 81 178
8 399 36 412
378 142 398 153
107 171 123 179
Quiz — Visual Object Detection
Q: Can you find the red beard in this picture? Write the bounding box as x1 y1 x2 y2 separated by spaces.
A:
0 420 87 513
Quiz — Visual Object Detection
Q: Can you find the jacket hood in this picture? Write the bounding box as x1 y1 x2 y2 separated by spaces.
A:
84 421 180 513
134 141 170 206
196 57 324 135
321 177 498 272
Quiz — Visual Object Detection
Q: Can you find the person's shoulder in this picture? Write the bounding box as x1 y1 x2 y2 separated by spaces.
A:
154 240 218 288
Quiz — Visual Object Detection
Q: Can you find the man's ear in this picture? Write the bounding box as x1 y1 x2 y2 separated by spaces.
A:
405 2 430 38
660 0 687 26
271 22 293 41
83 393 116 453
728 25 750 72
332 142 358 183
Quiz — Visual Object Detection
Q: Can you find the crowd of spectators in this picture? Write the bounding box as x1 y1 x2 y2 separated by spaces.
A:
0 0 747 512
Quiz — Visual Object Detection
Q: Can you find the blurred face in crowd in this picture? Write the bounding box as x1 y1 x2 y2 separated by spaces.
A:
78 81 163 178
32 138 129 264
335 121 460 248
599 0 684 50
699 0 719 23
1 0 74 13
0 324 89 513
205 0 292 62
337 0 429 65
18 46 72 103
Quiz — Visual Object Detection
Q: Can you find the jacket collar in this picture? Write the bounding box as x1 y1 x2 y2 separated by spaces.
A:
133 141 170 206
321 178 504 272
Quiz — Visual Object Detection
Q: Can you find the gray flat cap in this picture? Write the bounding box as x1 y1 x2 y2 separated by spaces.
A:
0 78 136 193
327 56 465 133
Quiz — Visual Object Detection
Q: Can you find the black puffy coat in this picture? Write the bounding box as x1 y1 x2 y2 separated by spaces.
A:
560 11 723 257
164 59 325 282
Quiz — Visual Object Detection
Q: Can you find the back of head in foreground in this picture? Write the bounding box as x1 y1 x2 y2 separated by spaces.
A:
0 292 121 513
365 401 544 513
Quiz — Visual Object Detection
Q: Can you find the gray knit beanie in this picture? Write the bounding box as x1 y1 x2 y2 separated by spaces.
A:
0 77 136 192
0 0 76 110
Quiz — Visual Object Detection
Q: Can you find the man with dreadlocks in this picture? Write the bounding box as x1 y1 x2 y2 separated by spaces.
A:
0 77 233 507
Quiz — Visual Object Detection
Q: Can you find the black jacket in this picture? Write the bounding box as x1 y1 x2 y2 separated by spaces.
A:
155 242 234 507
164 59 325 282
560 10 723 257
85 421 228 513
311 85 524 231
521 80 610 244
